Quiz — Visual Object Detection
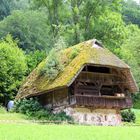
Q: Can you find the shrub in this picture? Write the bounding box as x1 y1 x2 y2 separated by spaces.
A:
40 37 67 80
40 48 64 80
132 93 140 109
13 98 73 122
13 98 43 116
69 47 80 60
121 109 136 123
54 111 73 121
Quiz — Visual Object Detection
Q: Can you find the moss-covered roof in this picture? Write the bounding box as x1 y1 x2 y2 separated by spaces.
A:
16 39 138 99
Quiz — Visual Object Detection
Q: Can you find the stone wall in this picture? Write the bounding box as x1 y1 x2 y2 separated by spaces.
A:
64 107 121 126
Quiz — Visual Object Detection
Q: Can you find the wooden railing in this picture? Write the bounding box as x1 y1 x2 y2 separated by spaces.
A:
70 95 132 109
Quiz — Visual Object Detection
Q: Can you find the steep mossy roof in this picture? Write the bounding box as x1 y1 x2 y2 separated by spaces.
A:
16 39 138 99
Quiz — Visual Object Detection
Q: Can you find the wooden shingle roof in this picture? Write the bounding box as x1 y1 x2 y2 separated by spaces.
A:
16 39 138 99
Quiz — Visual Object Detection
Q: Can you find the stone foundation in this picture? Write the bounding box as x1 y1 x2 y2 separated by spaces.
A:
63 107 122 126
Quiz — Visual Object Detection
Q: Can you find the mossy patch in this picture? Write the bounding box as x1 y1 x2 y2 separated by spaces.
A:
16 39 131 99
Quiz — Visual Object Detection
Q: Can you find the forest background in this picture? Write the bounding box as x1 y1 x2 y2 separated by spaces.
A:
0 0 140 106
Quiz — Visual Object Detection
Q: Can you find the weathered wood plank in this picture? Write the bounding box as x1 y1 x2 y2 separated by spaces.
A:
73 95 132 109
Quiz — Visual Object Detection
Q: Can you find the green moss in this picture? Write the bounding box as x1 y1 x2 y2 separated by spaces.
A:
17 40 130 99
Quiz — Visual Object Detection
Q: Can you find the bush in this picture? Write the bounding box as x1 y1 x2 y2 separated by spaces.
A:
121 109 136 123
13 98 73 122
40 37 67 80
13 98 43 116
40 48 64 80
132 93 140 109
69 47 80 60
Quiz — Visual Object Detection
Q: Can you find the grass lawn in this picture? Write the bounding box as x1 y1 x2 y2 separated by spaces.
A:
0 123 140 140
0 108 140 140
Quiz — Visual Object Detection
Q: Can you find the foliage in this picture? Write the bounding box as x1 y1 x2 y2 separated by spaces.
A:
0 35 27 104
13 97 73 121
0 0 30 20
0 10 52 52
122 0 140 27
32 0 124 46
40 49 64 80
13 98 42 115
26 50 46 74
69 47 80 60
121 109 136 123
120 27 140 90
93 11 127 51
132 93 140 109
40 37 67 80
0 0 11 20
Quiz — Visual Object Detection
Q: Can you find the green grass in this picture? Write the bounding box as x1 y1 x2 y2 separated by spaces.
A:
0 112 28 121
0 106 28 121
0 124 140 140
0 108 140 140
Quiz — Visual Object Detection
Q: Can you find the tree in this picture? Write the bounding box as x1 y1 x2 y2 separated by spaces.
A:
92 11 127 51
0 10 52 52
122 0 140 27
0 35 27 105
0 0 30 20
26 50 46 74
120 25 140 88
32 0 123 46
0 0 11 20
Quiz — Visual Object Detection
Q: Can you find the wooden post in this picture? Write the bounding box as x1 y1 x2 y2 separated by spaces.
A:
52 91 55 108
68 87 71 105
99 84 102 96
86 65 88 71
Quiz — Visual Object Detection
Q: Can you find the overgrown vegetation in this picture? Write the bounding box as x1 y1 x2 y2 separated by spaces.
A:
13 98 73 122
40 48 64 80
0 0 140 109
0 35 27 105
69 47 80 60
121 109 136 123
40 37 67 80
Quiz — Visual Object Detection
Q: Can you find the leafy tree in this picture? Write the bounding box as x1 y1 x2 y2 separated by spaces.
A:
32 0 67 39
93 11 127 51
122 0 140 27
120 25 140 89
0 10 52 52
125 24 140 106
26 50 46 74
0 35 27 105
0 0 11 20
0 0 30 20
32 0 123 46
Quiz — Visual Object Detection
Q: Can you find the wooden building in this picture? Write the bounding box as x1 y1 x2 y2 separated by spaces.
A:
16 39 138 125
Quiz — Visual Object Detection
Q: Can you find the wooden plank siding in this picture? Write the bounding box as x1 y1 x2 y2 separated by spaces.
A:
70 95 132 109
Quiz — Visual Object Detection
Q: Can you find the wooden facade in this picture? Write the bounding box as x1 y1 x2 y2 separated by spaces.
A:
38 64 133 110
